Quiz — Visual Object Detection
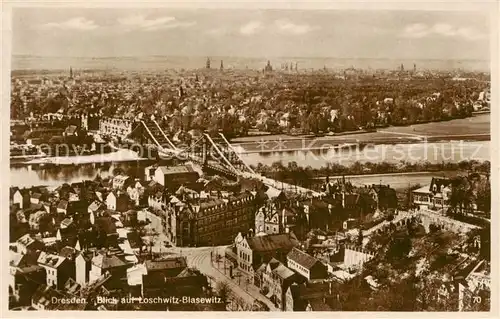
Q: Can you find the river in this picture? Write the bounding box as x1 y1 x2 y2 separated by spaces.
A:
10 140 490 188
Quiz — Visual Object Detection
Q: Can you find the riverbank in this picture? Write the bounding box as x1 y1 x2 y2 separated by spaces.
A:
21 149 144 166
253 159 490 190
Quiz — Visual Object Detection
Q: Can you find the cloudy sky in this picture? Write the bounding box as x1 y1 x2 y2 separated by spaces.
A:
12 8 491 60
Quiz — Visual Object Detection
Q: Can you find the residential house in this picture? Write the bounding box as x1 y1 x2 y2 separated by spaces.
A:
152 165 199 188
368 184 398 211
57 199 68 215
143 257 188 286
88 249 130 285
31 284 87 310
413 177 455 211
88 200 106 224
106 190 130 212
16 233 45 255
287 248 328 281
255 201 301 236
258 258 297 310
9 249 46 306
37 252 72 289
285 281 335 311
112 174 133 190
13 188 30 209
235 232 300 279
126 179 147 206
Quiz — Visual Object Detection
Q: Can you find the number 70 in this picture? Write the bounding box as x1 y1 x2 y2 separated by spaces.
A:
473 296 482 304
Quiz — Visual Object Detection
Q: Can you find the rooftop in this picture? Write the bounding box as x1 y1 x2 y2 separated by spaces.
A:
246 233 299 253
287 247 321 270
37 252 66 268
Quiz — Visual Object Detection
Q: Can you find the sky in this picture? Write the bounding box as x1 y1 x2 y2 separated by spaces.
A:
12 8 491 61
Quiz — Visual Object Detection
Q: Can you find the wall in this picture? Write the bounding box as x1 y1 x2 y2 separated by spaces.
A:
343 246 375 269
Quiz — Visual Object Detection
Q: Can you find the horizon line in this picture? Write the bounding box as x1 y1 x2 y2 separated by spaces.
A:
12 54 490 63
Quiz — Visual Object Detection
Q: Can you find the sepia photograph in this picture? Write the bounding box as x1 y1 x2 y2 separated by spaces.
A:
4 1 495 313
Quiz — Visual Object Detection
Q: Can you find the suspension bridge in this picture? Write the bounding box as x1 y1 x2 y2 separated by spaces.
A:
127 118 321 197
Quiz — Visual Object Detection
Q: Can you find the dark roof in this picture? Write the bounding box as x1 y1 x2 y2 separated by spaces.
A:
246 233 299 252
10 187 19 199
31 193 42 199
92 253 127 270
57 200 68 210
344 193 360 206
32 285 66 310
287 248 321 270
95 216 117 235
429 177 454 192
88 200 104 212
65 125 77 134
77 250 95 262
144 257 187 271
371 184 397 198
157 165 195 175
126 231 142 249
59 246 78 259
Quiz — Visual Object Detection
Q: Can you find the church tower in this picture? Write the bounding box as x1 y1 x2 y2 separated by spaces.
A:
70 66 73 79
206 57 211 69
220 60 224 70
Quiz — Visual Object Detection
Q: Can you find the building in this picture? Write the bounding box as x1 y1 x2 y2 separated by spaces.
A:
88 249 130 284
170 191 257 247
144 257 188 283
413 177 454 210
112 175 133 190
106 191 130 212
37 252 72 290
149 165 199 189
99 117 138 139
13 188 31 209
235 232 300 278
16 234 44 255
285 281 335 311
75 250 95 286
258 258 297 310
255 201 301 236
286 248 328 281
9 249 46 306
368 184 398 211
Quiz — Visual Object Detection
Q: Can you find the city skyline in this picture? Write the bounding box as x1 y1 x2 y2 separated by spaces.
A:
13 8 491 61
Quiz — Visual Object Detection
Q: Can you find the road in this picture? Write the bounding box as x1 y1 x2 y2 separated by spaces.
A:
165 246 279 312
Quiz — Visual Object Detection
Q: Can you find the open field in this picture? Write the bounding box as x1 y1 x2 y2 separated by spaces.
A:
381 113 490 137
233 114 490 152
315 171 465 190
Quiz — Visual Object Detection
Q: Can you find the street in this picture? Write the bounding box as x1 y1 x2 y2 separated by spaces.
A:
161 245 279 311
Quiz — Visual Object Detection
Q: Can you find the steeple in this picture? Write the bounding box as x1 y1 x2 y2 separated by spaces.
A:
220 60 224 70
206 57 211 69
70 66 73 79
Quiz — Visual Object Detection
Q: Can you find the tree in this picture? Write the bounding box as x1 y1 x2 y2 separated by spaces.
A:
475 179 491 214
215 281 232 305
357 228 364 247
